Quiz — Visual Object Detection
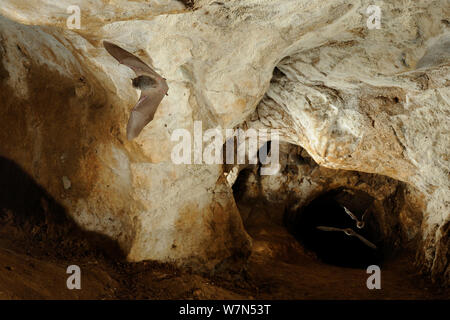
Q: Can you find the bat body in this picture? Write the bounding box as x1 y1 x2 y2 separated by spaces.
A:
316 226 377 249
342 205 368 229
103 41 168 140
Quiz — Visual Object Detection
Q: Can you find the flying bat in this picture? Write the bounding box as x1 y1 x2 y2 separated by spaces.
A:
342 206 369 229
103 41 168 140
316 226 377 249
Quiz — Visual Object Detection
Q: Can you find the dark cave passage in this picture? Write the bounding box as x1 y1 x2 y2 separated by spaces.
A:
286 188 384 268
230 144 390 269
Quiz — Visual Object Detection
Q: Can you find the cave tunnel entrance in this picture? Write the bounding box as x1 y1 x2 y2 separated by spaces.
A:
287 188 384 268
230 152 387 269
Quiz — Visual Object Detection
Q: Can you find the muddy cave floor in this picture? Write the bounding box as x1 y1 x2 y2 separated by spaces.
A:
0 210 448 300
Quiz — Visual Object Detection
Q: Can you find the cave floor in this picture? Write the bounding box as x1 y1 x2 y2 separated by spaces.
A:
244 225 449 299
0 218 448 300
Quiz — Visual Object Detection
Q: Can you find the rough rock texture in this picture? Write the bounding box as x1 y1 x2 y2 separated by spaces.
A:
232 143 425 253
0 0 448 282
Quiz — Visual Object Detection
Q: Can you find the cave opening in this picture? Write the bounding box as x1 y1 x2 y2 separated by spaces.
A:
228 141 399 270
286 188 384 268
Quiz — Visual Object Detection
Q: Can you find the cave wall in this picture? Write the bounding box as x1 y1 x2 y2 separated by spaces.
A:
0 0 448 283
0 5 251 271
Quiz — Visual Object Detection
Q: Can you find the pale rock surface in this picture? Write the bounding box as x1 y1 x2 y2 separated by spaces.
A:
0 0 448 282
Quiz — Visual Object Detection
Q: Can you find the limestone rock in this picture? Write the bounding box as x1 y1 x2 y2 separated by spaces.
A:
0 0 448 282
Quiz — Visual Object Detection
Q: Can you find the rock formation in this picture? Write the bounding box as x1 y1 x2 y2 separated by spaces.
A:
0 0 448 284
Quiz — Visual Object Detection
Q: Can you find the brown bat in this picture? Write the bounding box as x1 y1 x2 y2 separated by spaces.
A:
103 41 168 140
316 226 377 249
342 205 369 229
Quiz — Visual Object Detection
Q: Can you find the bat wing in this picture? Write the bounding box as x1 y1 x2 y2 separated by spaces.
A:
353 233 377 249
361 207 370 221
126 83 168 140
316 226 345 233
343 206 359 222
103 41 160 78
